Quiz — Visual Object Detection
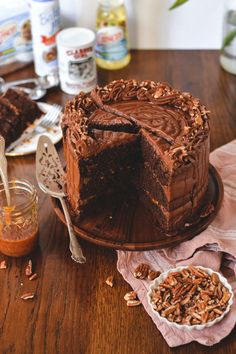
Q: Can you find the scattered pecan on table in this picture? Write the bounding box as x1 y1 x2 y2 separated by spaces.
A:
105 275 114 287
21 292 35 300
29 273 38 281
124 291 141 307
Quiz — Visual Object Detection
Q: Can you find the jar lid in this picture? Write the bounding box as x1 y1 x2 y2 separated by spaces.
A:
56 28 95 48
98 0 124 6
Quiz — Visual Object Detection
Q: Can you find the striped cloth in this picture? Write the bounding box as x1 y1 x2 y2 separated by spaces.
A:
117 140 236 347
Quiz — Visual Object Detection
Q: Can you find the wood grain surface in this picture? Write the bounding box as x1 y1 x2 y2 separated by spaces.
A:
0 50 236 354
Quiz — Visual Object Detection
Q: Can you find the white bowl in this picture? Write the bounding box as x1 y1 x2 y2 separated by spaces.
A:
147 265 234 331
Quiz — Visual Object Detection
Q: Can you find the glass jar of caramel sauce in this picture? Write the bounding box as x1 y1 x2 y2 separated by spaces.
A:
0 180 38 257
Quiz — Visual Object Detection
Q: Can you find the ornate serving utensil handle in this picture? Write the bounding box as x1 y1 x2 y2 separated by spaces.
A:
0 136 11 205
59 197 86 263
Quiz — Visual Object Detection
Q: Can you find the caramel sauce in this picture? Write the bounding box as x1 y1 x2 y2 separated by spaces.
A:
0 227 38 257
0 188 39 257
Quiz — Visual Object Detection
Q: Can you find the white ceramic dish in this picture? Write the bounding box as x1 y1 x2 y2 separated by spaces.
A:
6 102 62 157
147 265 234 331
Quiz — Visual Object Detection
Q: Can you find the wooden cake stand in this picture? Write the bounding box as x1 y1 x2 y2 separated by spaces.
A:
51 164 223 251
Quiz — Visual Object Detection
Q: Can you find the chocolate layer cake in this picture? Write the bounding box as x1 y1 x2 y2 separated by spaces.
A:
62 80 210 232
0 88 42 147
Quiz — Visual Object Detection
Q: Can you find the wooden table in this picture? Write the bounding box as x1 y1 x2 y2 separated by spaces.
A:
1 50 236 354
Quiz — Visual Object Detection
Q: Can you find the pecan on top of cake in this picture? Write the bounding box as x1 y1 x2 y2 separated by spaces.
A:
62 79 210 168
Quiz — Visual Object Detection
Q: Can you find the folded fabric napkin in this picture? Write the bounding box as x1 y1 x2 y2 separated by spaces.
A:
117 140 236 347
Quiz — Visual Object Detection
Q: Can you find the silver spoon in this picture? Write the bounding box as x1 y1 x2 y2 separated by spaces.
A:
0 136 11 206
16 86 47 100
37 74 60 89
36 135 86 264
0 73 59 92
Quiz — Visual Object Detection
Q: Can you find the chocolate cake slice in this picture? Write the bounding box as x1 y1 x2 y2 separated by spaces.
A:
0 88 42 147
62 80 210 232
0 97 21 146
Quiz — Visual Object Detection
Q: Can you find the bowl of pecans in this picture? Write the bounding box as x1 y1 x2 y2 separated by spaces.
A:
147 265 234 330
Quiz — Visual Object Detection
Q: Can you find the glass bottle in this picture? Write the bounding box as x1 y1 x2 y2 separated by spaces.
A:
29 0 61 77
0 179 38 257
220 0 236 75
95 0 131 70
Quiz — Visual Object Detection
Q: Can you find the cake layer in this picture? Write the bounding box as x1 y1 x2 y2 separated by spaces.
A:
140 189 192 231
0 89 42 147
78 130 140 177
64 129 140 214
79 166 137 200
139 164 192 211
0 97 21 146
3 88 41 124
140 174 208 231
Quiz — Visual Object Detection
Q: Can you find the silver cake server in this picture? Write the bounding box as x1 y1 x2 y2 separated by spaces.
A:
0 136 11 205
36 135 86 264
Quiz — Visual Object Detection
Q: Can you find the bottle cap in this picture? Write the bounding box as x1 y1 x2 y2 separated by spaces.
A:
98 0 124 7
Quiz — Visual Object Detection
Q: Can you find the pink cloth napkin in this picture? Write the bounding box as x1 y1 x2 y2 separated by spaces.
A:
117 140 236 347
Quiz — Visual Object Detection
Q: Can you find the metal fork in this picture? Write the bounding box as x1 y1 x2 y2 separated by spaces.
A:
6 104 62 152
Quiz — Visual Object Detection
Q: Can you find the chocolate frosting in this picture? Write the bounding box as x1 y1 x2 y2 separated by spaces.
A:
62 79 210 170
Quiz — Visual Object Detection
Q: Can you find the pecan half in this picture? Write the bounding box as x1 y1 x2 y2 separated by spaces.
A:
211 273 219 285
124 291 137 301
148 270 161 280
126 299 141 307
221 290 231 304
133 263 150 279
21 292 35 300
29 273 38 281
201 311 209 323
